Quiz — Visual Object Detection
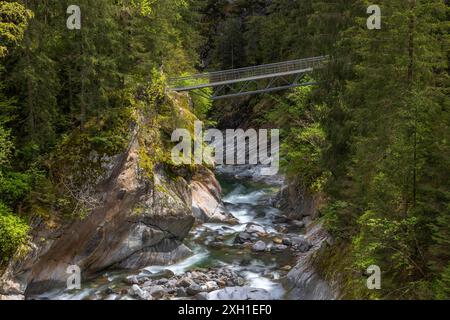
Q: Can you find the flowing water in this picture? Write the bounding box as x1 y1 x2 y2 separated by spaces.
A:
37 171 303 300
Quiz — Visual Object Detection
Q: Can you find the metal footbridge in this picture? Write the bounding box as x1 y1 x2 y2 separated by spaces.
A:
168 56 328 100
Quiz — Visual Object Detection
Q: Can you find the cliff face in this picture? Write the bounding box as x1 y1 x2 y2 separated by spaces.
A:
0 93 227 299
276 180 339 300
276 181 324 221
286 221 339 300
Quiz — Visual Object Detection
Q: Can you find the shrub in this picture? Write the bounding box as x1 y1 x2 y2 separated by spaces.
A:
0 202 29 263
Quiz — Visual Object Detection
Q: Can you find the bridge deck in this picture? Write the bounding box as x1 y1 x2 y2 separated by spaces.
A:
168 56 327 92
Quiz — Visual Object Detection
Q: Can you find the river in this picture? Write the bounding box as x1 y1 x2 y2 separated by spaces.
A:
36 169 307 300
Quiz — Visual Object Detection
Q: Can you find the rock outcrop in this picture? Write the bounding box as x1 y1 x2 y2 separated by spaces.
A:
286 222 337 300
276 181 323 220
276 179 338 300
191 167 236 224
0 129 195 298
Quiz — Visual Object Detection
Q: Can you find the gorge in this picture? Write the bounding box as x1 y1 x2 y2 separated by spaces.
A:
0 106 336 300
0 0 448 301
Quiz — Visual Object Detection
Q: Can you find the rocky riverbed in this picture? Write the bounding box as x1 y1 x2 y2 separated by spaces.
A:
28 166 323 300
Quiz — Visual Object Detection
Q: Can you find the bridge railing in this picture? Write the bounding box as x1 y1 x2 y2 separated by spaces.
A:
168 55 328 89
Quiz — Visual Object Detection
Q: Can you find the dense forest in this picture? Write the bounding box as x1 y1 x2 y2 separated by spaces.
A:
202 0 449 299
1 0 449 300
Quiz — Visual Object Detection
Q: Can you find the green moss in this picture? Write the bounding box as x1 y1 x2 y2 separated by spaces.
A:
315 244 360 299
50 106 133 190
132 205 145 216
138 144 156 180
24 106 136 221
155 184 170 194
135 74 202 184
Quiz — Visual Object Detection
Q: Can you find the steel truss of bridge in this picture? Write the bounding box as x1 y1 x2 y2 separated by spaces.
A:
168 56 328 100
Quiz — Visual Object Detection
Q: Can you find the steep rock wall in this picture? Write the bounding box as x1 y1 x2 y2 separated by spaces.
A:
276 180 339 300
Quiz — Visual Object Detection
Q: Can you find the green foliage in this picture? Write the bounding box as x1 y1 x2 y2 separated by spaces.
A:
266 85 328 192
0 171 32 205
0 202 29 263
322 201 356 239
191 91 213 123
175 75 213 121
353 212 419 281
319 0 448 299
0 125 12 168
435 264 450 300
0 1 32 57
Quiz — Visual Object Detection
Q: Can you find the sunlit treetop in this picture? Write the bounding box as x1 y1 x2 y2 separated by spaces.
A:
0 1 33 58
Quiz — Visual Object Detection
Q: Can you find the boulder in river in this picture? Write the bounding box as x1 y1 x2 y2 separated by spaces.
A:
195 292 209 300
245 223 266 234
177 277 194 288
273 237 283 244
125 275 140 285
176 287 187 297
252 241 267 252
292 220 305 228
234 232 252 244
282 237 292 246
281 265 292 271
273 244 288 251
291 236 312 252
147 285 165 299
191 167 237 224
205 281 219 291
130 284 149 300
141 268 175 280
187 284 207 296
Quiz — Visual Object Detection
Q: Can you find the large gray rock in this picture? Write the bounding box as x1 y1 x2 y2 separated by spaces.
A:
177 277 194 288
291 236 312 252
245 223 266 234
234 232 252 244
147 285 165 299
275 183 321 220
187 284 207 296
176 287 187 297
208 287 272 300
191 167 236 224
130 285 149 300
140 269 175 280
118 241 192 269
252 241 267 252
195 292 209 300
205 281 219 291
